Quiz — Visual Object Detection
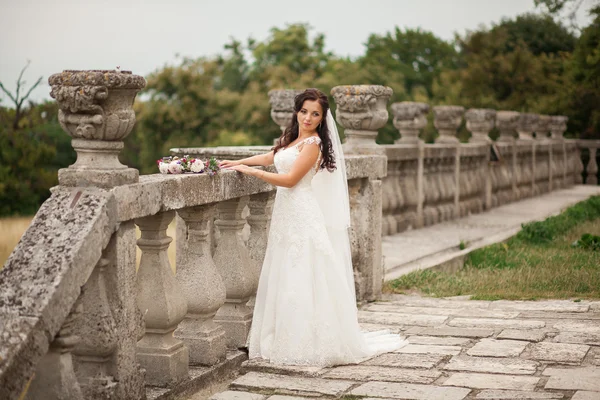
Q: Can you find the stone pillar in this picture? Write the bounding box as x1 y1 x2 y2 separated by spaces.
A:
27 304 84 400
433 106 464 144
72 258 118 399
174 205 227 366
517 113 539 140
213 196 255 348
391 102 429 144
575 144 585 184
268 89 302 135
587 148 598 185
135 211 189 387
48 70 145 188
331 85 393 155
536 115 551 140
465 108 495 143
549 115 568 140
496 111 520 143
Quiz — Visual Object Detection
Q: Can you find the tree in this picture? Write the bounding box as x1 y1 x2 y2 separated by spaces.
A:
0 61 43 130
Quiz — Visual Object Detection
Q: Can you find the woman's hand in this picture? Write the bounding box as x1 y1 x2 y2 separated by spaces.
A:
228 164 260 177
219 160 241 169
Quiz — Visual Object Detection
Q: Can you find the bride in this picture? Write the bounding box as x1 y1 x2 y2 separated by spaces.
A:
220 88 406 366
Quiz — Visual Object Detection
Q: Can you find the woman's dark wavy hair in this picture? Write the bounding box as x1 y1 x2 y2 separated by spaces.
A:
272 88 336 172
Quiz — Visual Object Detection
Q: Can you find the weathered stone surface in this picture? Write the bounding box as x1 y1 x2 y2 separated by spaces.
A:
358 311 448 326
448 318 545 329
489 301 589 313
497 329 546 342
416 327 494 338
351 381 471 400
528 342 590 363
210 391 266 400
364 353 445 369
267 396 317 400
242 359 324 377
571 391 600 400
543 367 600 391
476 390 564 399
396 344 461 356
385 296 491 310
467 339 528 358
360 323 404 334
552 331 600 346
553 321 600 334
443 356 539 375
230 372 354 397
519 311 600 320
323 365 441 384
408 336 471 346
588 346 600 366
443 372 539 390
365 304 517 319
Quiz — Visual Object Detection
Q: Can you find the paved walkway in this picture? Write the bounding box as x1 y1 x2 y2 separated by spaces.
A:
384 185 600 281
209 294 600 400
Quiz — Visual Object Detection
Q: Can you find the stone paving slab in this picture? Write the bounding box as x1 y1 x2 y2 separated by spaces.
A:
365 304 517 319
543 367 600 391
528 342 590 364
350 381 471 400
230 372 354 397
489 300 590 313
497 329 547 342
518 311 600 320
414 327 494 338
407 335 471 346
443 356 539 375
448 317 546 329
358 311 448 326
322 365 441 384
210 392 266 400
551 331 600 346
395 344 462 356
442 372 540 390
571 391 600 400
466 339 528 358
553 320 600 334
363 353 445 369
475 390 564 399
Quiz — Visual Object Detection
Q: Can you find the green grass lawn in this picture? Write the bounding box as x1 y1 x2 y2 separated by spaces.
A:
385 196 600 300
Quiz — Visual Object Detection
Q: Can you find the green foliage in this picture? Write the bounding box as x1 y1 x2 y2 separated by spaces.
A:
572 233 600 250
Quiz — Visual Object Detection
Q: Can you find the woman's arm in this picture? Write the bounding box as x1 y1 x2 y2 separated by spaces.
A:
226 143 319 188
219 151 274 168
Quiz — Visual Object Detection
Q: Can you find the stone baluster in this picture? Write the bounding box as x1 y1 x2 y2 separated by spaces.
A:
433 106 464 143
136 211 189 387
71 258 118 398
549 115 568 140
174 205 227 366
247 192 275 282
48 70 145 188
27 304 84 400
213 196 256 348
536 115 551 140
331 85 393 155
465 108 496 143
496 111 520 142
587 147 598 185
268 89 302 135
517 113 539 140
575 145 585 184
391 102 429 144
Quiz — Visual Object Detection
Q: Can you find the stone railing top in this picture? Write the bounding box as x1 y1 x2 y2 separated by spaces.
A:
577 139 600 148
48 69 147 90
0 188 117 397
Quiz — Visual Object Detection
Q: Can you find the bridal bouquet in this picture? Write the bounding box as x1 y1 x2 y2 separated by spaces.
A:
157 155 220 176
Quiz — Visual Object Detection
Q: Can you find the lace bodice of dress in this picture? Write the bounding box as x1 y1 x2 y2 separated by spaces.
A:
274 136 321 189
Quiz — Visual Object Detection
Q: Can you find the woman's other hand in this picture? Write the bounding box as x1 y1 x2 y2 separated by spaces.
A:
219 160 240 169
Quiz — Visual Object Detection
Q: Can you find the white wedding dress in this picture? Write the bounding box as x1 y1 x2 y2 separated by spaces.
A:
248 136 407 366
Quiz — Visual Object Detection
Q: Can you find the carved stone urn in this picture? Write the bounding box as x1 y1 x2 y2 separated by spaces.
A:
391 102 429 144
465 108 496 143
49 69 146 188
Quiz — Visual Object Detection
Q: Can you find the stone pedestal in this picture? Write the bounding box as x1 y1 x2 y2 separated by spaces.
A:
465 108 496 143
48 70 145 189
549 115 568 141
391 102 429 144
496 111 520 142
268 89 302 134
517 113 539 140
331 85 393 155
175 205 227 366
433 106 464 143
135 211 189 387
536 115 551 140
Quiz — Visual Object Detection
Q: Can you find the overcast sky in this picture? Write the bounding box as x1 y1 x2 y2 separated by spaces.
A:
0 0 594 103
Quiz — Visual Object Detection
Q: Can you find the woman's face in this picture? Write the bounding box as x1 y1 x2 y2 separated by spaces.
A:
297 100 324 133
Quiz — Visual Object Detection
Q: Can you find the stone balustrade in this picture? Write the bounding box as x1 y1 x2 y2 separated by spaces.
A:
578 140 600 185
0 78 594 400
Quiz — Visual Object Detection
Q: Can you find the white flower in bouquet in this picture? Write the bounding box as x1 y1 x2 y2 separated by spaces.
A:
190 159 205 173
159 162 170 174
168 161 184 174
